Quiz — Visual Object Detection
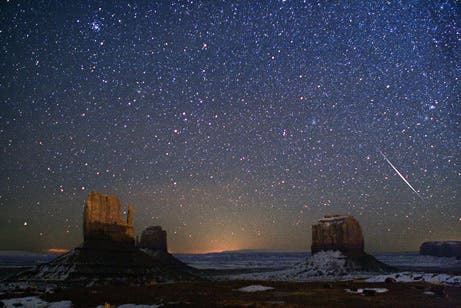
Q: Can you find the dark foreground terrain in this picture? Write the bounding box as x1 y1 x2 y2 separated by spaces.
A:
1 280 460 307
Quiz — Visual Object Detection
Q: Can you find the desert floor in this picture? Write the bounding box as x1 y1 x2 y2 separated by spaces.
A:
1 280 460 307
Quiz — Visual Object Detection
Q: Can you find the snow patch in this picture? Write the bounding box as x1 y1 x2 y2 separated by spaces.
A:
226 251 372 281
365 272 461 286
220 251 461 285
345 288 389 294
0 282 58 296
237 285 274 292
1 296 72 307
34 262 75 281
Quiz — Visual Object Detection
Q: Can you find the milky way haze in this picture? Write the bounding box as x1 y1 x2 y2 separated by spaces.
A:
0 1 459 253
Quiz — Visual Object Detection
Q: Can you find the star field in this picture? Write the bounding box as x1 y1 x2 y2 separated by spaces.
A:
0 1 459 253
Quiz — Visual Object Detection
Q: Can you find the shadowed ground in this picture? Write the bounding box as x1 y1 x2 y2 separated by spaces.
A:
1 280 459 307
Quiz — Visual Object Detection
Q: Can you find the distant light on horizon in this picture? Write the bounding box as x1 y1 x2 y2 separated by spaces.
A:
47 248 70 254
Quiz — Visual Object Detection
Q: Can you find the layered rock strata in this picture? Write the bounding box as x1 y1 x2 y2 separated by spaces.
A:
83 191 134 249
311 215 393 272
13 191 199 284
311 215 364 256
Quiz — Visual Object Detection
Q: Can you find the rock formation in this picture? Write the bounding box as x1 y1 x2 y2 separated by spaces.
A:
12 191 200 284
420 241 461 259
138 226 168 252
311 214 393 272
311 215 364 256
83 191 135 248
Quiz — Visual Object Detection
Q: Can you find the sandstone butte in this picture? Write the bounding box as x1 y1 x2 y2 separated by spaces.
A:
420 241 461 259
311 214 364 256
11 191 198 284
83 192 169 253
311 214 393 272
83 191 135 248
138 226 168 252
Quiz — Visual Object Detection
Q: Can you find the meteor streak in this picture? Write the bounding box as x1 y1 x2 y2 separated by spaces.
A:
378 149 423 200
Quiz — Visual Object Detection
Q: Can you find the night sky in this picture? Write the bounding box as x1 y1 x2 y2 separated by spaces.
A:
0 1 459 253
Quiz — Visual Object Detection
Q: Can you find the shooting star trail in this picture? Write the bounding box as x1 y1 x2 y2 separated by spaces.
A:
378 149 423 200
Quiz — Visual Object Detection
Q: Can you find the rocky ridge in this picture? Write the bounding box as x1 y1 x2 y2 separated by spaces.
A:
12 191 199 285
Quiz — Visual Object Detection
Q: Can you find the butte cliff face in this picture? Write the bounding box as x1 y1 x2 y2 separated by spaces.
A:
13 191 199 284
138 226 168 252
83 191 134 248
310 214 393 272
311 215 364 256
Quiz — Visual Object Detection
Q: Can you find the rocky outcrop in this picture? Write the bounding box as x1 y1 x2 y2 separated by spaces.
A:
14 245 199 284
138 226 168 252
311 215 364 256
12 191 200 284
420 241 461 259
311 215 393 273
83 191 134 248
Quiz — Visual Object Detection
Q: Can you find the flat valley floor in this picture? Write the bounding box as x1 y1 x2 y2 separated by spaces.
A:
2 280 460 307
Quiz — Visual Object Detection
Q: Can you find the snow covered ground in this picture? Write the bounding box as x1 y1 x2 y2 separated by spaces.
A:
0 282 57 296
1 297 160 308
216 251 461 286
222 251 376 282
1 296 71 308
366 272 461 286
1 250 459 289
345 288 389 294
175 250 460 272
236 285 274 292
2 250 458 272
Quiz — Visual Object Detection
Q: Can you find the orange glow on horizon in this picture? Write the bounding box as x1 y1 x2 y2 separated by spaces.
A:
170 245 244 254
47 248 69 254
170 249 229 254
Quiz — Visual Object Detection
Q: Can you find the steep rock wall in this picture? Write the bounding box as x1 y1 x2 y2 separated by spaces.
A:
311 215 364 256
83 191 134 247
